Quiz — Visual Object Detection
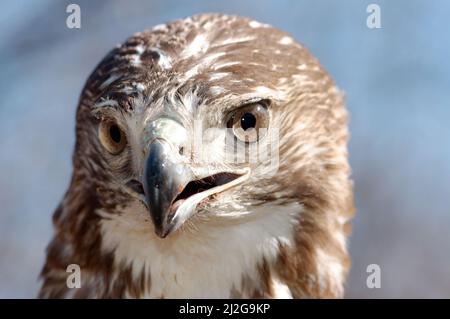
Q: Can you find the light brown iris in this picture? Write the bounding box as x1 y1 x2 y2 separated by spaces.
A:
226 102 269 142
98 119 127 154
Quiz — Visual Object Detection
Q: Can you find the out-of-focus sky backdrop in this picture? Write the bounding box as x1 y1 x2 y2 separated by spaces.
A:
1 0 449 298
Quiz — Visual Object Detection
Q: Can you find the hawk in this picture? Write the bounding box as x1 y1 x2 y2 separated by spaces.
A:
39 14 353 298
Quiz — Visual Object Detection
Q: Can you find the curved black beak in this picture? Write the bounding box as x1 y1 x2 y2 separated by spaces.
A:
143 138 246 238
143 139 192 238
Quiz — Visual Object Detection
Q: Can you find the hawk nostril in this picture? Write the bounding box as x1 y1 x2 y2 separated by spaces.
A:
179 146 184 155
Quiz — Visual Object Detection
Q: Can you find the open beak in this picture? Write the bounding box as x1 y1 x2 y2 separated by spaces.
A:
143 138 248 238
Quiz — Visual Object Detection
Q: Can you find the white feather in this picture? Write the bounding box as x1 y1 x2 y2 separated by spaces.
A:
98 202 300 298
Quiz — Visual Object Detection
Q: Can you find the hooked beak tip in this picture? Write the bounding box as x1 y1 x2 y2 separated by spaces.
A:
143 138 191 238
151 206 178 238
154 226 170 238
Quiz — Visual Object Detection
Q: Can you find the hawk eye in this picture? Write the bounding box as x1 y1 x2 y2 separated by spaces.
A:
98 120 127 154
226 102 269 142
240 113 257 131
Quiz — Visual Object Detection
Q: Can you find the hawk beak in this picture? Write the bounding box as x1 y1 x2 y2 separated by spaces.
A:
143 138 192 238
143 138 250 238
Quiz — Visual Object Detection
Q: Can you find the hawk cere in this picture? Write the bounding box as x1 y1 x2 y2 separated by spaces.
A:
39 14 354 298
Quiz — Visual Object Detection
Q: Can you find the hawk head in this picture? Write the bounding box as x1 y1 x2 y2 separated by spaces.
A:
41 14 353 298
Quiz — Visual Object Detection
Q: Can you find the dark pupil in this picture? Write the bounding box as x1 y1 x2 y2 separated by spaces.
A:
240 113 256 131
109 125 121 143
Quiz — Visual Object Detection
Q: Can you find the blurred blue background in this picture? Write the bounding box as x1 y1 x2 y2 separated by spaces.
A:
0 0 449 298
